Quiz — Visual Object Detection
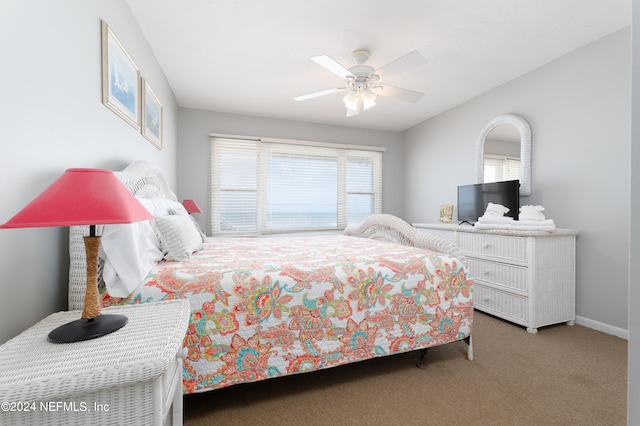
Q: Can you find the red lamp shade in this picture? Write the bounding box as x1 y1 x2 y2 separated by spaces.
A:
1 168 154 343
1 168 153 228
182 199 202 214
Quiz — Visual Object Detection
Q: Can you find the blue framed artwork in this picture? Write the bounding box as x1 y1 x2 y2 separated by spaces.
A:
101 21 140 129
141 78 163 149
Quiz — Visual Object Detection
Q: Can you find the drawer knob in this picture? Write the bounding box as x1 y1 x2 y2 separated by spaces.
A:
483 296 490 301
483 243 491 249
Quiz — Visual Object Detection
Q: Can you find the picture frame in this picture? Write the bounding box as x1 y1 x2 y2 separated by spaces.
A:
141 78 163 149
101 21 140 130
439 204 454 223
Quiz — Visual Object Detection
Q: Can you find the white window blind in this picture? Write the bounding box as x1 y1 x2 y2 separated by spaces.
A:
484 155 521 183
210 136 383 235
210 139 258 233
347 152 382 226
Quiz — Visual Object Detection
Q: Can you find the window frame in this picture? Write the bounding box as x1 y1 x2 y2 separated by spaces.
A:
209 134 384 236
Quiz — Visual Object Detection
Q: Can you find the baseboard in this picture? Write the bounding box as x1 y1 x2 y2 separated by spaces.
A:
575 315 629 340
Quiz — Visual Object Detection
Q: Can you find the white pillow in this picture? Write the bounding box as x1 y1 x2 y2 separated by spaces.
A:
152 215 204 261
100 220 164 297
189 215 206 241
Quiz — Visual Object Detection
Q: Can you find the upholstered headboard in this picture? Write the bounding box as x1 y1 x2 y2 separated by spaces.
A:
68 161 177 310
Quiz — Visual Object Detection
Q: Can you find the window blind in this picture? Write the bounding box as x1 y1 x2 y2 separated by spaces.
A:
346 151 382 226
210 136 383 235
210 139 259 233
484 155 521 183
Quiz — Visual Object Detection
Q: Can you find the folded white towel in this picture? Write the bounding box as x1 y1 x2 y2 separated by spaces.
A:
474 222 511 230
512 219 555 227
519 205 546 221
477 215 514 225
485 202 510 216
507 224 556 232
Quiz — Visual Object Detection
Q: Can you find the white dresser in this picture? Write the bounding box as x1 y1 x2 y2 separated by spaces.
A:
413 223 578 334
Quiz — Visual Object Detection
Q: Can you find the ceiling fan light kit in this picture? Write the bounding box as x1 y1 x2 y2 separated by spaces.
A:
295 49 427 117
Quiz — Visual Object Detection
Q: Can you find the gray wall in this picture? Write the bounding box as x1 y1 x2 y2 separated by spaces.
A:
403 28 631 335
0 0 179 344
178 108 405 235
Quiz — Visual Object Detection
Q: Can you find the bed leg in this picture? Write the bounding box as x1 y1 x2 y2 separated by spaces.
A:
465 335 474 361
416 348 428 369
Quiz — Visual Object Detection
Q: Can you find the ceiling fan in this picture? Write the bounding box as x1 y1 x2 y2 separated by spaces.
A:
294 49 427 117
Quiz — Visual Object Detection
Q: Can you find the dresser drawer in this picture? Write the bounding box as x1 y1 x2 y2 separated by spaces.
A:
467 258 528 293
458 232 527 262
474 283 528 323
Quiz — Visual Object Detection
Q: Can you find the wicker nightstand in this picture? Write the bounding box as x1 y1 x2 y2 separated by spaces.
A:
0 300 190 426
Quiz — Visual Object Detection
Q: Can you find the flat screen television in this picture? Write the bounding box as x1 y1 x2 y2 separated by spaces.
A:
457 180 520 224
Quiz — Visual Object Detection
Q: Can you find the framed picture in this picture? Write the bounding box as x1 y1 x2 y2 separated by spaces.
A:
101 21 140 129
439 204 454 223
141 78 163 149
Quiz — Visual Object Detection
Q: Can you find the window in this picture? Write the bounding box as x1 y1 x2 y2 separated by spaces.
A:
210 136 383 235
347 154 378 226
484 155 520 183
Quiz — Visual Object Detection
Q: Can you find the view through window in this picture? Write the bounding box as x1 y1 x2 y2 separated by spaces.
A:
210 137 383 235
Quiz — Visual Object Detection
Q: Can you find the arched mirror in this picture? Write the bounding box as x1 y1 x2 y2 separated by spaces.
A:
476 114 531 196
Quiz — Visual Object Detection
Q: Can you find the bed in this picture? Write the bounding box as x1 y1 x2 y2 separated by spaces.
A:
68 161 474 395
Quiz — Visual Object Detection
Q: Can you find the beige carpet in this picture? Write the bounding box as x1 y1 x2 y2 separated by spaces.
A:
183 311 627 426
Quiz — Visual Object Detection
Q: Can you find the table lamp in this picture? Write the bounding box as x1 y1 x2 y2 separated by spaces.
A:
1 168 153 343
182 199 202 214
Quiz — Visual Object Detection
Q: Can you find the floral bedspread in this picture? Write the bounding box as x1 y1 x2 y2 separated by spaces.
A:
101 235 473 394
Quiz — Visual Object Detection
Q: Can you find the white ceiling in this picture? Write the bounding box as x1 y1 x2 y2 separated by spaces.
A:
126 0 631 132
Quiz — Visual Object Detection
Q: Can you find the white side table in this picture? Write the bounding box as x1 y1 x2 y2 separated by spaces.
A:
0 300 190 426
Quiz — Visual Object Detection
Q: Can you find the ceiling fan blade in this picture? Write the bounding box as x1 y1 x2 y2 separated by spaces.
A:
311 55 354 79
294 87 347 101
375 50 427 77
375 85 424 103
